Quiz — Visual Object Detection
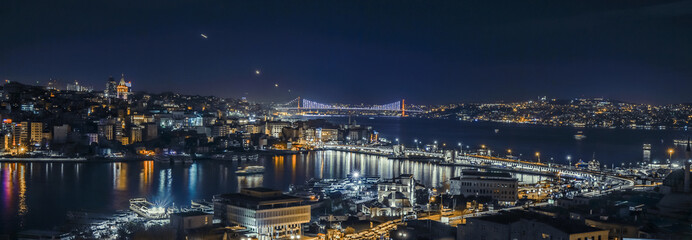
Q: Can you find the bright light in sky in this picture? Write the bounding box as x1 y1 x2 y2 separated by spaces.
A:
200 34 207 39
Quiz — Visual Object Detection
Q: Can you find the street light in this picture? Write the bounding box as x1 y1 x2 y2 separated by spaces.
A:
535 152 540 163
567 155 572 167
428 196 435 216
668 148 674 161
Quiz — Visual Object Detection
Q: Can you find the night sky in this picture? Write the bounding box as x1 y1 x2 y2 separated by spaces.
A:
1 0 691 104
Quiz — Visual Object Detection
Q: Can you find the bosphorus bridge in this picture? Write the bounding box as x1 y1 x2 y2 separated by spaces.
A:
275 97 421 114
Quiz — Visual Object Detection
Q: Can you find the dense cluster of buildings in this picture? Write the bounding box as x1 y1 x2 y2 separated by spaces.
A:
423 97 692 129
0 78 377 158
4 78 692 239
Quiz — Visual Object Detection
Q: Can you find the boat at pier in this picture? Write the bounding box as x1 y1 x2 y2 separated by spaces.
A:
189 200 214 214
235 165 265 175
129 198 171 219
153 154 192 164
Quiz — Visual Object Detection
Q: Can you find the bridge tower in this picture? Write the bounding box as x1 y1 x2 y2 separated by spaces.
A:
297 96 301 111
401 99 406 117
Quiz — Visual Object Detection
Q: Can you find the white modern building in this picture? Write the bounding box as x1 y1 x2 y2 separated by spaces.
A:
449 171 518 204
214 188 310 240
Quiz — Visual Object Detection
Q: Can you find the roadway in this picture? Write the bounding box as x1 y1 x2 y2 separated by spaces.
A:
315 143 636 199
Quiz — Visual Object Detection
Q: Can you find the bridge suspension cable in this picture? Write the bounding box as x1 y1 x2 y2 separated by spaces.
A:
300 99 402 111
276 98 420 112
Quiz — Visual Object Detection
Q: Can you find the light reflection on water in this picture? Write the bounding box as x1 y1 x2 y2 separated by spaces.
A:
309 151 547 188
0 150 545 234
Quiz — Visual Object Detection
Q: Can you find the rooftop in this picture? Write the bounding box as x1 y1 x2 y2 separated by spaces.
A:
472 210 603 234
462 170 512 178
171 211 212 217
216 188 304 209
450 171 516 181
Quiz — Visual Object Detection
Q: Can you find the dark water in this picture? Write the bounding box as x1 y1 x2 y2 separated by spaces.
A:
0 151 546 234
1 118 688 234
311 117 690 166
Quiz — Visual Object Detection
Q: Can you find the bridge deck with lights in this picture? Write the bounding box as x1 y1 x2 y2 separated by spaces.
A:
275 97 422 113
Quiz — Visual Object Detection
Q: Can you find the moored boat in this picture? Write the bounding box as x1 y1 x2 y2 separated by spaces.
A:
129 198 171 219
153 154 192 164
574 131 586 140
235 165 265 175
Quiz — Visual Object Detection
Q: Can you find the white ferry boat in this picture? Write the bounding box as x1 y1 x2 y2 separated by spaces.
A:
129 198 171 219
673 139 690 146
574 131 586 140
235 165 265 175
189 199 214 214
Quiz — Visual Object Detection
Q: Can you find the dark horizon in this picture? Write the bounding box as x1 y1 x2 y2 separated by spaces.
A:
2 0 692 104
6 79 692 107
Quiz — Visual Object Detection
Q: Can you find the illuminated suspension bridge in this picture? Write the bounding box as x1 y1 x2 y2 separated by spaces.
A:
275 97 420 113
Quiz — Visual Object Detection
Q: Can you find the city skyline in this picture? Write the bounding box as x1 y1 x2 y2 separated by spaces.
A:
2 1 692 239
2 0 692 104
7 76 692 106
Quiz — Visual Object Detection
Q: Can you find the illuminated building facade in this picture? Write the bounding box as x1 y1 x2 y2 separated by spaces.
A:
318 128 338 142
30 122 43 144
643 144 651 163
116 74 132 100
264 121 290 138
377 174 417 205
214 188 310 240
449 171 518 204
130 126 143 143
67 80 92 92
18 121 29 148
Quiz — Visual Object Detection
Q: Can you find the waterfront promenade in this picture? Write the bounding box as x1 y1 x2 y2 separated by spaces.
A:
315 144 635 195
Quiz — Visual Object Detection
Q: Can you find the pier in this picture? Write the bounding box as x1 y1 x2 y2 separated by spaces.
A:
315 144 635 195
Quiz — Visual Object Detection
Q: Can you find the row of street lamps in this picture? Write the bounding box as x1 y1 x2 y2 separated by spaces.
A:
395 138 683 165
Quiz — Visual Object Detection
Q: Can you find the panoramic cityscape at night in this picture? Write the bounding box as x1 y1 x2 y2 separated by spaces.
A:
2 0 692 240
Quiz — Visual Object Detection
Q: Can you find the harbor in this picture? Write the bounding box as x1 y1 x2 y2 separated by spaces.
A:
1 120 689 237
